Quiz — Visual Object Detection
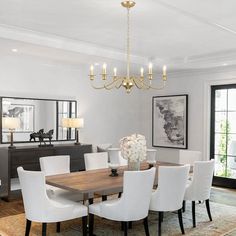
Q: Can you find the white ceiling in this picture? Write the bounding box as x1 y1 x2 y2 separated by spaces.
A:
0 0 236 69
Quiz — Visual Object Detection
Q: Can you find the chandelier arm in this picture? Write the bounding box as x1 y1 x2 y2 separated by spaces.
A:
115 78 124 89
133 77 147 89
104 78 123 90
90 81 107 90
134 77 150 89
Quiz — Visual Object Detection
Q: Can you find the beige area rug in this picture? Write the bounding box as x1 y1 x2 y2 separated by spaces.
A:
1 201 236 236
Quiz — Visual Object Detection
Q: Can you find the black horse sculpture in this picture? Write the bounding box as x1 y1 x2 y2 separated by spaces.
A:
30 129 44 142
39 129 54 146
30 129 54 146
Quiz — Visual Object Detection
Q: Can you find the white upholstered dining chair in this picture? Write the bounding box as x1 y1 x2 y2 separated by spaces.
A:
179 150 202 168
17 167 88 236
88 168 156 236
84 152 109 201
39 155 84 202
149 165 190 235
183 160 215 227
84 152 109 170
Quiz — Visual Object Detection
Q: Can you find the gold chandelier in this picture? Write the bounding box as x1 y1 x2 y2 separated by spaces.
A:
89 0 167 94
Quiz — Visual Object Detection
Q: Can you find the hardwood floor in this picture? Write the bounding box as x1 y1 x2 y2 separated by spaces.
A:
1 187 236 218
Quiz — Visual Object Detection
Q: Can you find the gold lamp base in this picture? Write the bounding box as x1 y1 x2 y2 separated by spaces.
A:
121 1 136 8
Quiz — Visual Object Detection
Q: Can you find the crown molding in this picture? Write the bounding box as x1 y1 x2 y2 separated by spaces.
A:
168 64 236 79
0 24 147 65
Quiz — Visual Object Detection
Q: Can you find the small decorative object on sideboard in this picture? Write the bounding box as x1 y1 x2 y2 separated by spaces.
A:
30 129 44 142
109 163 119 177
29 129 54 147
2 117 20 149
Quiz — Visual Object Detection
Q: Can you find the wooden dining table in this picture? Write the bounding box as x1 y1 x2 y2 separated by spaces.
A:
46 161 180 201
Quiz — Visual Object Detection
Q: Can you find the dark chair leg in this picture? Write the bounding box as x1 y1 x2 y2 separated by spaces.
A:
56 222 60 233
102 195 107 201
89 198 94 204
89 213 94 236
82 216 88 236
121 222 124 231
128 221 132 229
182 200 186 213
143 217 150 236
25 219 31 236
42 223 47 236
205 199 212 221
199 201 202 204
118 192 122 198
192 201 196 227
178 209 185 234
123 222 128 236
158 212 163 235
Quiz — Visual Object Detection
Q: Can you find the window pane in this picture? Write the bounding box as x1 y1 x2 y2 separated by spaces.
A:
228 135 236 156
214 155 227 177
228 112 236 134
215 112 227 133
228 89 236 111
227 156 236 178
215 89 227 111
215 133 227 155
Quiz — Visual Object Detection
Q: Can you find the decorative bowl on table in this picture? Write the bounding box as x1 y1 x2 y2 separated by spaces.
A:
109 163 120 177
147 160 156 169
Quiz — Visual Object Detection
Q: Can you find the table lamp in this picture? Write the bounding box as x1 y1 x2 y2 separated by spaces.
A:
2 117 20 149
62 118 84 145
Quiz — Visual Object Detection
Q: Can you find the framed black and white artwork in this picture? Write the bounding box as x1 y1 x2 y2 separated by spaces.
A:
152 94 188 149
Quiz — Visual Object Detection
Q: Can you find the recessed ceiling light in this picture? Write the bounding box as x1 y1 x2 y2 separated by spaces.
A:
223 63 228 66
11 48 18 53
94 63 99 66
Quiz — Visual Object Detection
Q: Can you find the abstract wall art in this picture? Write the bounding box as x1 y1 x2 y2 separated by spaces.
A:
152 94 188 149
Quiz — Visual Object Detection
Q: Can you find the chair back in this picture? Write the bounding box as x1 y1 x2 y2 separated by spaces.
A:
190 160 215 200
147 149 157 163
179 150 201 167
108 148 128 166
84 152 109 170
40 155 70 176
17 167 49 221
151 165 190 212
121 168 156 220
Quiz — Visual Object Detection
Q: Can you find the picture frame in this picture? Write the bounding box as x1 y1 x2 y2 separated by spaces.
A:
152 94 188 149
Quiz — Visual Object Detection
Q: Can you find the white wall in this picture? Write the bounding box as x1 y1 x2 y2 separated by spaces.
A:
140 66 236 163
0 54 143 147
1 52 236 163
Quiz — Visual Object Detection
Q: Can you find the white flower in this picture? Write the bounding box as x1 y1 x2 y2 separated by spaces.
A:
120 134 147 162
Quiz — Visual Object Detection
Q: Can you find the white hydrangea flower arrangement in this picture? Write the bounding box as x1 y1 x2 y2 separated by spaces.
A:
120 134 147 162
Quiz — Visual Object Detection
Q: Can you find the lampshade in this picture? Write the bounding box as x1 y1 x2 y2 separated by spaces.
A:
61 118 70 128
61 118 84 128
70 118 84 128
2 117 20 130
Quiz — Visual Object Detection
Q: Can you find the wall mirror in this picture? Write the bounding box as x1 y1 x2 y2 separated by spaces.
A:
0 97 77 143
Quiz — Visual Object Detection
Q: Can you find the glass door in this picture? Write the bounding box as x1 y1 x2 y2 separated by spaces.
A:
211 84 236 188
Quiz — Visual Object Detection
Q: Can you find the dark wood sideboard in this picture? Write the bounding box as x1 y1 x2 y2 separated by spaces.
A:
0 144 92 200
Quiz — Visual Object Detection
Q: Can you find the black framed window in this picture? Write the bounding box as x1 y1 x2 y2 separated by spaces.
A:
211 84 236 188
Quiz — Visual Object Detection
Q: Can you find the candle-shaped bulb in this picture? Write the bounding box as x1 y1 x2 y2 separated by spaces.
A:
163 65 167 76
102 63 107 74
90 65 94 76
140 67 144 77
113 67 117 77
148 63 153 74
